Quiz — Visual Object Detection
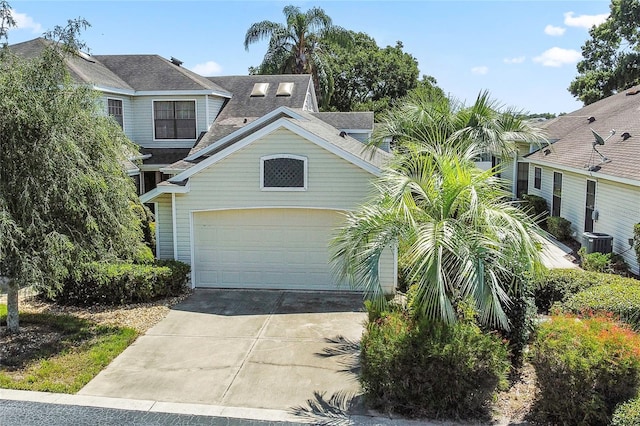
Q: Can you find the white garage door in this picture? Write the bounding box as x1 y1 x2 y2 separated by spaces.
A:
193 208 349 290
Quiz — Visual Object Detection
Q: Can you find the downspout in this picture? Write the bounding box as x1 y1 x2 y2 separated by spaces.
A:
172 193 178 259
512 152 518 199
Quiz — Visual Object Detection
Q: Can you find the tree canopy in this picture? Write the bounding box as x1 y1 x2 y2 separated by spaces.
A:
0 11 145 332
244 5 351 107
324 32 421 114
569 0 640 105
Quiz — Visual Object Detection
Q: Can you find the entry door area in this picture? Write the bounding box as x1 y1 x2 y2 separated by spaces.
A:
192 208 348 291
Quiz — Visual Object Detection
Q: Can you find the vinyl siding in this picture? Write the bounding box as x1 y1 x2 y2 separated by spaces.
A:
99 95 134 139
528 165 640 275
129 95 209 148
207 95 226 128
167 127 395 292
155 194 174 259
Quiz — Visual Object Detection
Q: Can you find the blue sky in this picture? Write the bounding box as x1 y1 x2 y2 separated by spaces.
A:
7 1 611 114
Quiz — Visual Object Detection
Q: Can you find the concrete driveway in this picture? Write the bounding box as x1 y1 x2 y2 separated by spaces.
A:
79 290 366 416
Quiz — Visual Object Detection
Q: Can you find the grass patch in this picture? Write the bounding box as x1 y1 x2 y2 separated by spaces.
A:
0 304 138 393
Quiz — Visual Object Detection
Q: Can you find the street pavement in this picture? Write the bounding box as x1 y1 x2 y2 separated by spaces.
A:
0 398 298 426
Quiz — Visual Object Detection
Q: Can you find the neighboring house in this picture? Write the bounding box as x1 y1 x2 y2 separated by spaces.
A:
525 86 640 275
141 106 396 292
10 38 233 194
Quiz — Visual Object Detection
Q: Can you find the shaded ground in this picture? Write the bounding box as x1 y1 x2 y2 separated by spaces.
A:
0 323 63 370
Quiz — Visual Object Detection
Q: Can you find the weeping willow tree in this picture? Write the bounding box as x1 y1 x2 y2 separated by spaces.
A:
331 91 545 330
0 6 144 333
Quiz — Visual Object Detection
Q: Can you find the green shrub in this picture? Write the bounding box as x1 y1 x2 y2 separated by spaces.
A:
532 268 608 313
634 223 640 270
521 194 548 223
360 311 510 420
531 314 640 425
502 287 537 367
611 394 640 426
546 216 572 241
578 247 630 276
561 281 640 329
48 260 190 306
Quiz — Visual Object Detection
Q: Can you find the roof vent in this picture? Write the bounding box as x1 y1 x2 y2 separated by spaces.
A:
339 131 347 138
276 82 294 97
626 89 640 96
621 132 631 141
543 148 551 156
250 83 269 97
170 57 183 67
77 50 95 63
588 116 596 123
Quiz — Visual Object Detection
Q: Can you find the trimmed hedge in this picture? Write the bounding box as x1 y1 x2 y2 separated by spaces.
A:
360 311 509 420
546 216 572 241
561 282 640 329
49 260 190 306
532 268 608 313
612 395 640 426
531 314 640 425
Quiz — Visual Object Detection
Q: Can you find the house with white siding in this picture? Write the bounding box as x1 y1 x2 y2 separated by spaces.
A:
141 106 396 292
524 86 640 275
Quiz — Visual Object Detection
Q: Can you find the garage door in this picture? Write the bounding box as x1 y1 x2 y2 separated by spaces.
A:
193 208 349 290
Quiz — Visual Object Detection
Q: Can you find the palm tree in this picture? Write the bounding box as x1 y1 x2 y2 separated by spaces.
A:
244 5 351 107
372 89 546 161
332 92 545 330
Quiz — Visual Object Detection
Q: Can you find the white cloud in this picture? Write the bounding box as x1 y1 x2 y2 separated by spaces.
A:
471 66 489 75
10 10 42 33
544 25 566 36
191 60 223 76
533 47 582 67
504 56 526 64
564 11 609 29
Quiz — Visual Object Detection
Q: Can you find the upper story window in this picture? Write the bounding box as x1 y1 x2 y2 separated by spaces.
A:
154 100 196 140
108 98 123 128
260 155 307 191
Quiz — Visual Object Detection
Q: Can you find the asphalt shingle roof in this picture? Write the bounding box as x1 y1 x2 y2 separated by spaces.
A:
140 148 193 165
189 75 316 154
526 86 640 182
93 55 230 93
311 112 374 130
9 38 133 90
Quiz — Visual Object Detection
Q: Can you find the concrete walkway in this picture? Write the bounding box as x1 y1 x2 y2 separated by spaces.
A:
78 289 369 422
539 233 579 269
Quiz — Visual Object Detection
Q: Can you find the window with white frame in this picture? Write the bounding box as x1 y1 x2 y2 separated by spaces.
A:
153 100 196 139
261 155 307 190
108 98 123 128
534 167 542 190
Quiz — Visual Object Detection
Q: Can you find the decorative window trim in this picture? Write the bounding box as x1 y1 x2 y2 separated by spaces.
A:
152 99 197 141
260 154 308 191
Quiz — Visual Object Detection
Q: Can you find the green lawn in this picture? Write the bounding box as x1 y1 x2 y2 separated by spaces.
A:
0 304 137 393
